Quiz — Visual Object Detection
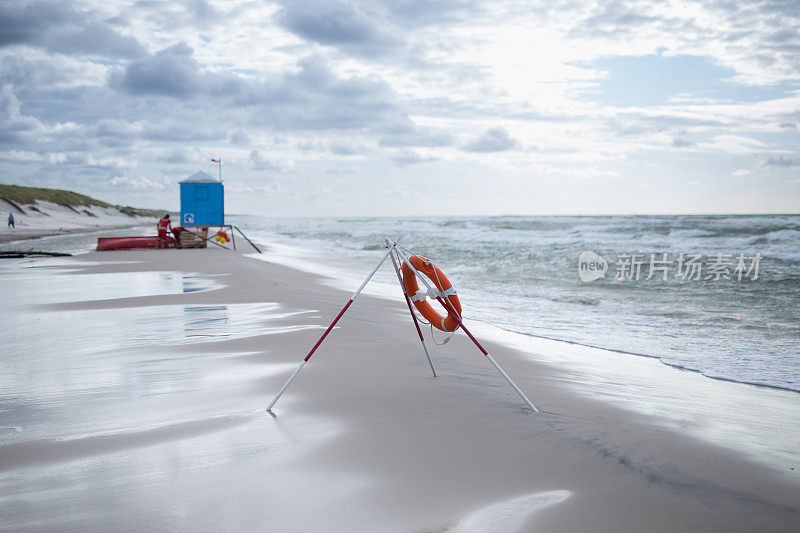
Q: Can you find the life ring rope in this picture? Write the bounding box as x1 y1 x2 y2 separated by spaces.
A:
409 286 456 302
403 278 456 345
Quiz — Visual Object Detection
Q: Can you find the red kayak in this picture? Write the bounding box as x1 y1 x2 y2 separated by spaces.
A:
97 236 176 251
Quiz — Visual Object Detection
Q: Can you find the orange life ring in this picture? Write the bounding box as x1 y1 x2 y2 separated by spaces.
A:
402 255 462 332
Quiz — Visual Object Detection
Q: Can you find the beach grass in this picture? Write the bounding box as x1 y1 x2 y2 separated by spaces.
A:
0 183 164 217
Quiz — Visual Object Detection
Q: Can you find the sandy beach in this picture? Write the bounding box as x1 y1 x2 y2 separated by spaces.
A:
0 223 151 245
3 0 799 529
0 199 154 245
1 246 799 532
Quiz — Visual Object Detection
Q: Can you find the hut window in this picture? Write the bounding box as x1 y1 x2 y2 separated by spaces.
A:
195 185 209 201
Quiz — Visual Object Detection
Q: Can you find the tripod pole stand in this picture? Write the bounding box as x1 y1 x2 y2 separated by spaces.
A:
393 245 539 413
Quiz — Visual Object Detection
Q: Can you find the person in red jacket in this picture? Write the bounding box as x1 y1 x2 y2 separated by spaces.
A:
157 214 171 248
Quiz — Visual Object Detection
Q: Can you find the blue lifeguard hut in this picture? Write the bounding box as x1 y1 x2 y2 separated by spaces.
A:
180 171 224 226
174 169 261 253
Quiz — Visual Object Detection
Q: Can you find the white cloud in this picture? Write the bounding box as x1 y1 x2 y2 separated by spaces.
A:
0 0 798 214
0 150 43 162
700 134 767 154
391 149 438 165
249 150 295 171
462 127 517 152
765 156 800 168
110 175 168 190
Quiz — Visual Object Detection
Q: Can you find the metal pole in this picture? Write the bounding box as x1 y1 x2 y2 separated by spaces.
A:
232 226 262 254
385 240 437 377
435 294 538 412
393 245 539 413
393 245 440 295
266 242 397 412
229 225 236 250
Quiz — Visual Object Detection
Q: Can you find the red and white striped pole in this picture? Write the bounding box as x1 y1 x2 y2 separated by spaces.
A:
385 241 437 377
266 242 397 412
393 245 539 413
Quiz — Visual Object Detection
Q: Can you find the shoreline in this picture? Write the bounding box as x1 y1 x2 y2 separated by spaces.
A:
475 321 800 395
244 240 800 478
0 223 150 244
245 240 800 397
236 213 800 396
1 247 798 531
252 241 800 477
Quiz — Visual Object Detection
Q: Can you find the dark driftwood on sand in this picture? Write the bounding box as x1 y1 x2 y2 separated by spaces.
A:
0 250 73 258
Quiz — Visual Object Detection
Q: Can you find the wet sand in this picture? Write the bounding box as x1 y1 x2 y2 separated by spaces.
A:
1 248 798 531
0 224 148 244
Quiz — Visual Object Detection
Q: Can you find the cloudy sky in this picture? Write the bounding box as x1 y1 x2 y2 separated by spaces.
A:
1 0 798 215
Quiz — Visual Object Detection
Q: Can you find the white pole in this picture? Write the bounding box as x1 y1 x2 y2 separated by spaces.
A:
385 239 437 377
485 353 538 412
266 243 397 412
211 158 222 181
350 242 396 302
266 360 306 411
392 243 539 413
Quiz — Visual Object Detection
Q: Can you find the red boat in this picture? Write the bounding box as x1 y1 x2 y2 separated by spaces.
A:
97 235 177 251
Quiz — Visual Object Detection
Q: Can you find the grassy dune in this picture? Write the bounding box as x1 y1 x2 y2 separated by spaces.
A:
0 184 164 218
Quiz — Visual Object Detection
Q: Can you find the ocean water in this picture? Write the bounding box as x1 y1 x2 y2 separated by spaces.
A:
231 214 800 393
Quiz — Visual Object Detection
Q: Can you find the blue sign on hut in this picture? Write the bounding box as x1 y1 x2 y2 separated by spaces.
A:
180 171 224 226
